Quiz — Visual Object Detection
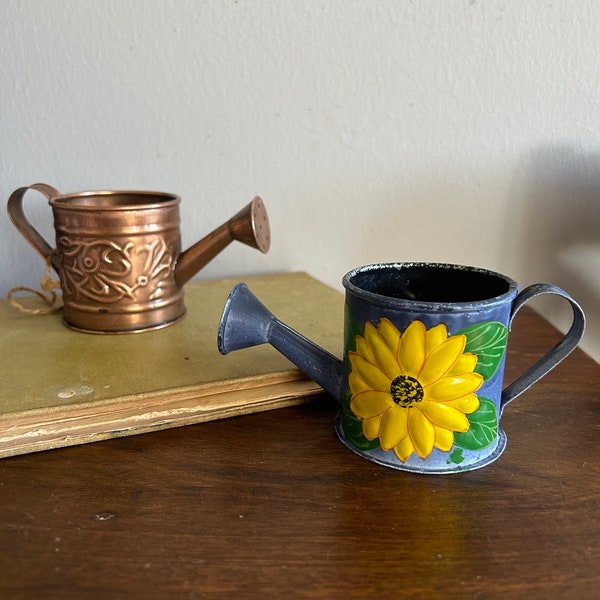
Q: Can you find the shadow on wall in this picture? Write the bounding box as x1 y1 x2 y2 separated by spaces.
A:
509 145 600 362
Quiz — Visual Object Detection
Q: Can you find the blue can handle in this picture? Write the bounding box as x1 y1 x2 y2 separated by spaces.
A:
500 283 586 412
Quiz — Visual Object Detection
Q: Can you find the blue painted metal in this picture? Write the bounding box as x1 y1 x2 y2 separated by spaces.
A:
217 263 585 474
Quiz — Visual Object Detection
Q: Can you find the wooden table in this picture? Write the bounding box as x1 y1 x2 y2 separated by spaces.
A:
1 308 598 598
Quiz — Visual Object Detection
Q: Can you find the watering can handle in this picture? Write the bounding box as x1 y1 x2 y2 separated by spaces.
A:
500 283 586 411
7 183 62 272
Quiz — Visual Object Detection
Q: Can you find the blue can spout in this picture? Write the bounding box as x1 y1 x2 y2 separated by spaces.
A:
217 283 344 401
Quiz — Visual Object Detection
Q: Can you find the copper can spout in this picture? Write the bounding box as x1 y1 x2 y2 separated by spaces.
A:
174 197 270 288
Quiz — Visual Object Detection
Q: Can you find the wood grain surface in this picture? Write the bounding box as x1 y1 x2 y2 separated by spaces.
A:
0 308 598 598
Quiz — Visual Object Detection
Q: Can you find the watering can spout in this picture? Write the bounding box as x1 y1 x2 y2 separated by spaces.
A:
174 197 270 287
217 283 344 401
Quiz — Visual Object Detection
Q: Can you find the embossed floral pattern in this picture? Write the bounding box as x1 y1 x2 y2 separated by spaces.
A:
348 319 483 462
58 237 175 303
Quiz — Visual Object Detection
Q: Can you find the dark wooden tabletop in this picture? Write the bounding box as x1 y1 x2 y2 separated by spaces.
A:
1 308 598 599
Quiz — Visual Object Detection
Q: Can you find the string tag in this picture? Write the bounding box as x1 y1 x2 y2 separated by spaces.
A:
8 252 62 315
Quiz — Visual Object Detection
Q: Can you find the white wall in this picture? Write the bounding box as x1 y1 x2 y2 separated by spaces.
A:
1 0 598 361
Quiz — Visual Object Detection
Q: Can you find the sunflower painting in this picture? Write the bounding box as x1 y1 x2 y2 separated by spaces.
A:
346 318 508 463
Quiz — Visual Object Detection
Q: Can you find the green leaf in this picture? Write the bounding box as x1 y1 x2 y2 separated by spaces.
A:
456 321 509 380
344 312 364 354
454 397 498 450
447 448 465 465
342 317 377 452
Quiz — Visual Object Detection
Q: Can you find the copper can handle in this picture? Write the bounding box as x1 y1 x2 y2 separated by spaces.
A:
7 183 62 272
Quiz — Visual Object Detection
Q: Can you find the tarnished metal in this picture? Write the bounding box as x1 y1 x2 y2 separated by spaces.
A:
217 263 586 474
7 184 270 334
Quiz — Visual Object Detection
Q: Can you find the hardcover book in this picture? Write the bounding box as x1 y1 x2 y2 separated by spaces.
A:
0 272 343 458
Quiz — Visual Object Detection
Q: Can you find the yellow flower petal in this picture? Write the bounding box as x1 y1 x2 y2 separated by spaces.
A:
397 320 426 377
362 415 382 440
447 353 478 376
378 318 401 358
446 393 480 414
364 321 402 381
354 336 373 362
351 390 393 419
434 426 454 451
417 401 470 432
348 371 371 396
393 435 414 462
379 406 409 450
425 323 448 355
425 373 483 402
348 352 391 391
418 335 466 386
408 407 435 459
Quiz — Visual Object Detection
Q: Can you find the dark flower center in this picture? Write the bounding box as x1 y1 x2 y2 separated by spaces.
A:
390 375 424 408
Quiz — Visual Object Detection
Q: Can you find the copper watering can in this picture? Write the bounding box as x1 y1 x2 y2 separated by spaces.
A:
7 183 270 333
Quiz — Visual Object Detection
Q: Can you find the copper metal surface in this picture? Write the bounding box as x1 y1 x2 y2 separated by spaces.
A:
7 184 271 334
